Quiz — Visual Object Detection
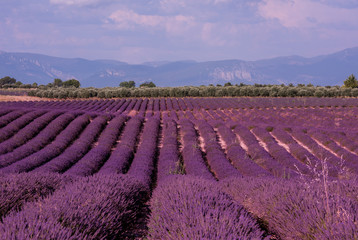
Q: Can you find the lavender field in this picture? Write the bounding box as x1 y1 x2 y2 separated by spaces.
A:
1 97 358 239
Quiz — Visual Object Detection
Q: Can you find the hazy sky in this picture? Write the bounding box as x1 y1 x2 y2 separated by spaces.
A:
1 0 358 63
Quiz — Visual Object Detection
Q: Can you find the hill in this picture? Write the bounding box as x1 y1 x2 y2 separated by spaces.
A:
1 47 358 87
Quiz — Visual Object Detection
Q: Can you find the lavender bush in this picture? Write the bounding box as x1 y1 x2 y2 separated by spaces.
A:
148 175 266 240
220 176 358 240
0 174 150 239
0 172 74 220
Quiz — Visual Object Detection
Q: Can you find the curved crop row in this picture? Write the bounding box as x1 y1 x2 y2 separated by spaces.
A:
34 115 108 173
0 109 30 129
0 108 13 118
0 112 76 170
0 111 63 155
64 115 126 176
98 116 143 174
1 114 91 173
0 110 47 143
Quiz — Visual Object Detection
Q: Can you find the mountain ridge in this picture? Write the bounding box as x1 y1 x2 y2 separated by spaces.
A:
1 47 358 87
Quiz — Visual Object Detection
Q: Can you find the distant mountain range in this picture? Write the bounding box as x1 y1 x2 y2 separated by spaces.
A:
1 47 358 87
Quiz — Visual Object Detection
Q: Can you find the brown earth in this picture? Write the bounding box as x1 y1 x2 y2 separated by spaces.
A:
0 95 55 102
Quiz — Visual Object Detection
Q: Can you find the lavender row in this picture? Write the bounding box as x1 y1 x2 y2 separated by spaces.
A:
34 115 108 173
0 112 76 170
270 127 321 166
0 173 74 220
159 98 166 111
178 119 216 180
289 128 342 177
308 129 358 172
0 110 47 143
1 115 91 173
0 174 150 239
216 123 271 177
5 97 358 113
124 99 138 114
148 176 265 239
223 106 358 131
326 131 358 156
127 117 160 186
220 177 358 239
196 120 241 179
64 115 126 176
0 108 12 118
108 98 126 112
98 116 143 174
232 124 295 178
117 98 132 113
156 119 182 182
0 109 29 129
0 111 63 155
251 126 306 176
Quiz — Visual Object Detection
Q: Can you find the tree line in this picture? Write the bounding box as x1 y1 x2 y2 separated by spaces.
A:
28 84 358 98
4 74 358 98
0 76 81 89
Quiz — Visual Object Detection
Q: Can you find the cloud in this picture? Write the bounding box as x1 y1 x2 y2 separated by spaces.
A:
49 0 102 6
257 0 358 29
108 9 196 35
213 0 232 4
159 0 234 13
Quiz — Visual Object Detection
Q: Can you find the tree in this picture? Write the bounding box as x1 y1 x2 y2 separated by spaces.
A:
63 79 81 88
224 82 232 87
344 74 358 88
53 78 63 87
0 76 16 86
119 81 135 88
140 81 156 88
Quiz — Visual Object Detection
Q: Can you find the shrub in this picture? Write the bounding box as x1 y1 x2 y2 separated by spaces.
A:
148 176 265 239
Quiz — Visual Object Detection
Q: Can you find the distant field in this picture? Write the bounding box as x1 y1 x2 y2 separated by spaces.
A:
0 95 51 102
0 97 358 239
